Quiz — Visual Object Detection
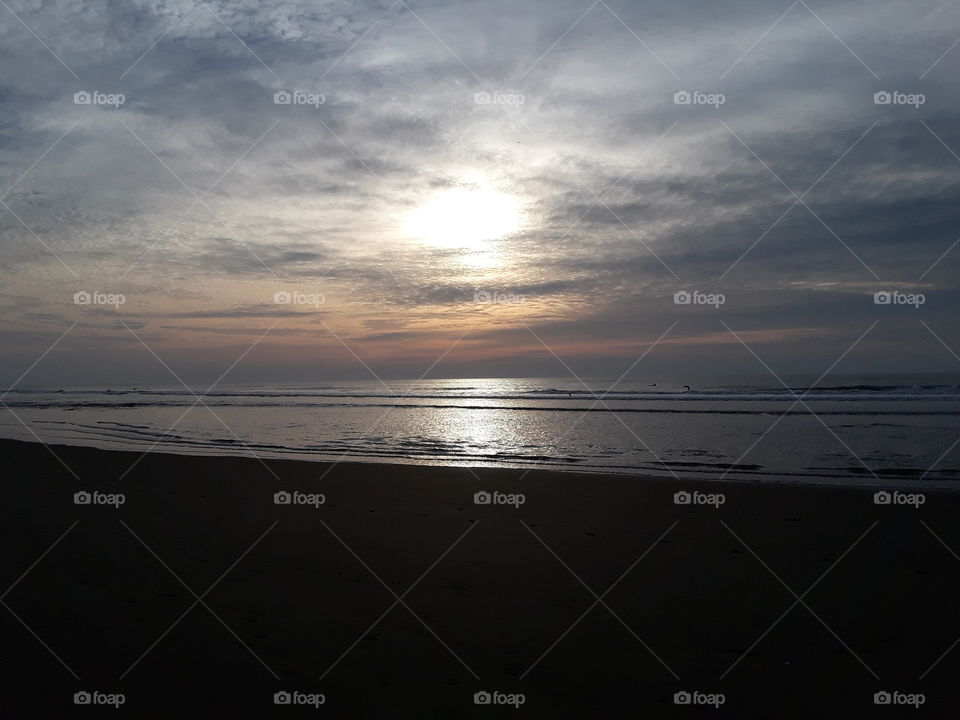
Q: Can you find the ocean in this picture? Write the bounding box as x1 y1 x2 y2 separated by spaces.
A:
2 374 958 487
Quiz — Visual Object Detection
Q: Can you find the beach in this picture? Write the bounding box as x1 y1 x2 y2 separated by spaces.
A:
3 437 958 717
4 0 959 715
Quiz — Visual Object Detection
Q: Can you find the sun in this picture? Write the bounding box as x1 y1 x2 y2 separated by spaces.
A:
405 188 522 251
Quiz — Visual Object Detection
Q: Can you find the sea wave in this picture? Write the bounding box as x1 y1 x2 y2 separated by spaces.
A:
2 399 958 416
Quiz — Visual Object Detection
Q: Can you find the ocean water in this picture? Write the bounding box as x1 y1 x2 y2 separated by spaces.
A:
2 375 958 487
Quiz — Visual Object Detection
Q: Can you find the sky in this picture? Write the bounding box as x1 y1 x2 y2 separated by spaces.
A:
1 0 959 385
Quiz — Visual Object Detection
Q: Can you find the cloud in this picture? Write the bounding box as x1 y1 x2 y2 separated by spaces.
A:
1 0 959 381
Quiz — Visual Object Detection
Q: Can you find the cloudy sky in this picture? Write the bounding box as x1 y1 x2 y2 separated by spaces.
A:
1 0 959 384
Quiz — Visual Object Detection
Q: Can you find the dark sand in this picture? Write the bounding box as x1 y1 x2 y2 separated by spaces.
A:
2 437 959 717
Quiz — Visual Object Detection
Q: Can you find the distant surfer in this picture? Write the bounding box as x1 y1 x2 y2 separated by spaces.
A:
683 385 690 392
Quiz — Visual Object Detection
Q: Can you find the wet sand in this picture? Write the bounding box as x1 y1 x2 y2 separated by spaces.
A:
2 437 959 717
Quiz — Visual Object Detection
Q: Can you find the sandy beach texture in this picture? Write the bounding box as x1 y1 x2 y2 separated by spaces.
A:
2 437 959 717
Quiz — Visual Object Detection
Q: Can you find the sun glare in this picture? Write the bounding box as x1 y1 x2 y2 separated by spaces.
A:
405 188 522 251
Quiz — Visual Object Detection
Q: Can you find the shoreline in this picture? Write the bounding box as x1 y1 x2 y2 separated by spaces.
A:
3 437 960 716
2 436 956 491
